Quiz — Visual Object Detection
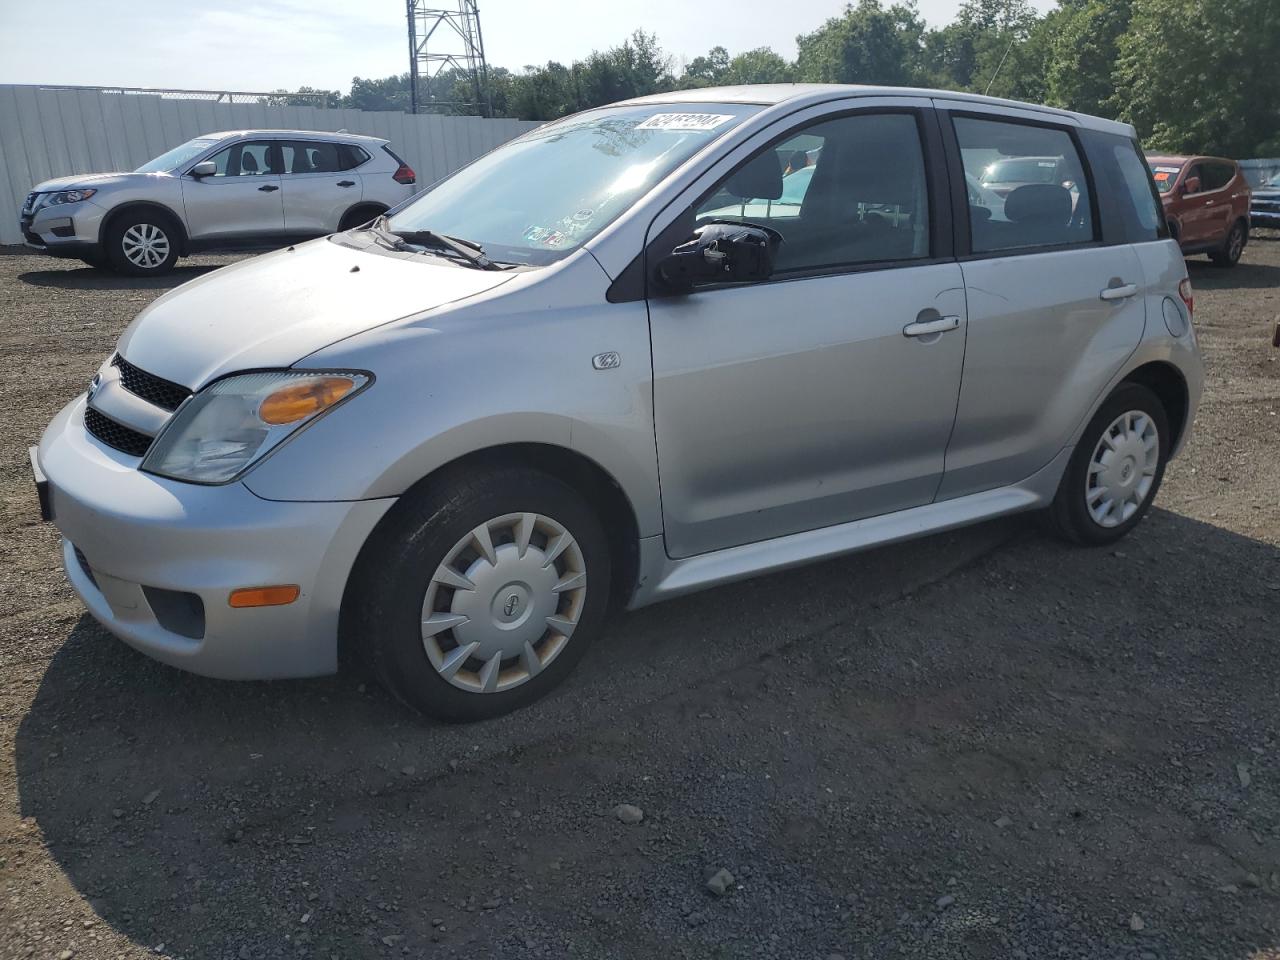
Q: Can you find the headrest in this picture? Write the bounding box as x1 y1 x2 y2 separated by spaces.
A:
241 152 259 172
1005 183 1072 224
725 150 783 201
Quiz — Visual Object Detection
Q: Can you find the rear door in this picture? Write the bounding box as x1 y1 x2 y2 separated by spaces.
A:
1198 160 1238 242
180 139 284 240
934 104 1147 500
646 99 968 558
279 140 365 234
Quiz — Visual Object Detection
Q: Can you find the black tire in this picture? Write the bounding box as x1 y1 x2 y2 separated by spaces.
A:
347 465 612 722
104 209 180 276
1043 383 1170 546
1210 220 1246 267
78 251 107 269
338 205 386 232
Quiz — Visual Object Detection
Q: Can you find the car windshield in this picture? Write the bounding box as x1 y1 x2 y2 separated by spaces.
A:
1148 162 1184 194
386 103 760 265
135 138 218 173
982 157 1062 184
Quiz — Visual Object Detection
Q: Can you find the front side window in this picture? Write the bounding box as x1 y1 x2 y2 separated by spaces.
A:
203 141 278 177
387 103 760 265
695 112 931 273
1200 161 1235 192
135 137 218 174
954 117 1094 253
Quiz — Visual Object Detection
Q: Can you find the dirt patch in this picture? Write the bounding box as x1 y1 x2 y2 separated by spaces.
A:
1 240 1278 959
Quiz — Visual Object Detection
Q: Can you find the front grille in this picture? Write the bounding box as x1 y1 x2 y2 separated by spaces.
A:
112 354 192 412
85 406 153 457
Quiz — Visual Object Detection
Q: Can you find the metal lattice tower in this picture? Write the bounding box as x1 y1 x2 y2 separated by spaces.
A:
406 1 492 117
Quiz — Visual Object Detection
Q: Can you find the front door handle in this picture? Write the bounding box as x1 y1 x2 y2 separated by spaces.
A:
336 180 356 187
258 184 279 192
1100 283 1138 301
903 315 961 338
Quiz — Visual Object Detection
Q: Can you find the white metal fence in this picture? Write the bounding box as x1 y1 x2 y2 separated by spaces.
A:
0 84 537 246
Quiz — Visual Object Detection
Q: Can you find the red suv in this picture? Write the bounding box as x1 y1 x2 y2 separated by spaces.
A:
1147 155 1251 266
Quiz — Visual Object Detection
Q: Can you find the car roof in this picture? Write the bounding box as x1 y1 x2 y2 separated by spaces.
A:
1147 154 1237 166
614 84 1134 136
199 129 390 146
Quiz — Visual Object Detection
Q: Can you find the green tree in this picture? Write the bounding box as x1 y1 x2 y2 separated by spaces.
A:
1114 0 1280 155
684 46 731 87
725 48 794 84
795 0 928 86
1042 0 1131 116
263 86 341 108
923 0 1044 98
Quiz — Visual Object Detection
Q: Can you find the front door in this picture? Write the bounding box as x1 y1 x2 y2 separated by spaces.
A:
934 106 1148 500
180 139 284 241
648 107 967 558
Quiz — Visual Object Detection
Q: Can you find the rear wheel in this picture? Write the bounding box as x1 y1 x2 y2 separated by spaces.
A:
105 210 179 276
338 205 386 232
1210 221 1246 267
349 466 612 722
1043 383 1169 546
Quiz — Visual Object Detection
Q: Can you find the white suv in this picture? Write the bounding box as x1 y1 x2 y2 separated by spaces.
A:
19 129 417 275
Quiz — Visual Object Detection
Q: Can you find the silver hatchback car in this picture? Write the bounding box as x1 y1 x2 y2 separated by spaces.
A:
20 129 416 275
34 86 1203 721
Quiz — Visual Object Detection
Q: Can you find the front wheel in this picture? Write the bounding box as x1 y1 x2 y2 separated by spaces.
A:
105 211 179 276
348 466 612 722
1210 221 1245 267
1043 383 1170 545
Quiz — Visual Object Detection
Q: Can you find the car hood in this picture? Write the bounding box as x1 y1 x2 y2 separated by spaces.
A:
33 171 159 192
116 237 517 389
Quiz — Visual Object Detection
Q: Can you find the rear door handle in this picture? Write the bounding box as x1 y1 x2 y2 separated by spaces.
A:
258 184 279 192
1100 283 1138 301
903 315 961 338
336 180 355 187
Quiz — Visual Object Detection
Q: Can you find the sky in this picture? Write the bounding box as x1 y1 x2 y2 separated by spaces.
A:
0 0 1057 95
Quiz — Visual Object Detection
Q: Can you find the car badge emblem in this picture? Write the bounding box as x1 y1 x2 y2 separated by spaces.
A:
503 594 520 617
87 374 101 402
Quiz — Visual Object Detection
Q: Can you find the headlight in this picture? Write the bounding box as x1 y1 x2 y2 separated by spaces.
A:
141 370 370 484
46 188 97 205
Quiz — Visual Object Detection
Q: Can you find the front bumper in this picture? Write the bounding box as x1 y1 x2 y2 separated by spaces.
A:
21 198 107 254
37 396 395 679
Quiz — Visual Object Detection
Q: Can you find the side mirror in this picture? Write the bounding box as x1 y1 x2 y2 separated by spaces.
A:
1183 176 1201 195
190 161 217 178
656 221 782 292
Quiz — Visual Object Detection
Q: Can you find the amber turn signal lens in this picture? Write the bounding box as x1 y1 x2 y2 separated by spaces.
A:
258 376 356 425
228 585 301 608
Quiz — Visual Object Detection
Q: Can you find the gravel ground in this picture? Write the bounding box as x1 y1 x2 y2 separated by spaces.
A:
1 237 1278 960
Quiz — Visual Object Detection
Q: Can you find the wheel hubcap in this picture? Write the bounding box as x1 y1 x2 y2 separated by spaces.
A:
121 223 170 268
1230 228 1243 260
1085 410 1159 528
420 512 586 694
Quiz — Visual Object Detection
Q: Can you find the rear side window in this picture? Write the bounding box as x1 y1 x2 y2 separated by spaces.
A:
953 116 1095 254
1111 141 1163 239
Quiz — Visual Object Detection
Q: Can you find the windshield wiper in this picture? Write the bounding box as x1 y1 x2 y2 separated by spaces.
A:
366 214 502 270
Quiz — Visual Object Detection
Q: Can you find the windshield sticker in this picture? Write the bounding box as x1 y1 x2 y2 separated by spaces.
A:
635 113 735 132
1154 165 1182 174
523 225 567 247
1153 172 1171 182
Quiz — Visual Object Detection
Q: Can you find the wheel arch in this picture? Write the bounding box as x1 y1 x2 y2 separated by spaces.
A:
1120 360 1190 452
338 202 389 231
337 441 642 668
99 201 189 254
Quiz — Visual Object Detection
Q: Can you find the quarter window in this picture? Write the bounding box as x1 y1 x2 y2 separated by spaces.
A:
1112 141 1162 237
695 112 931 273
954 117 1094 253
